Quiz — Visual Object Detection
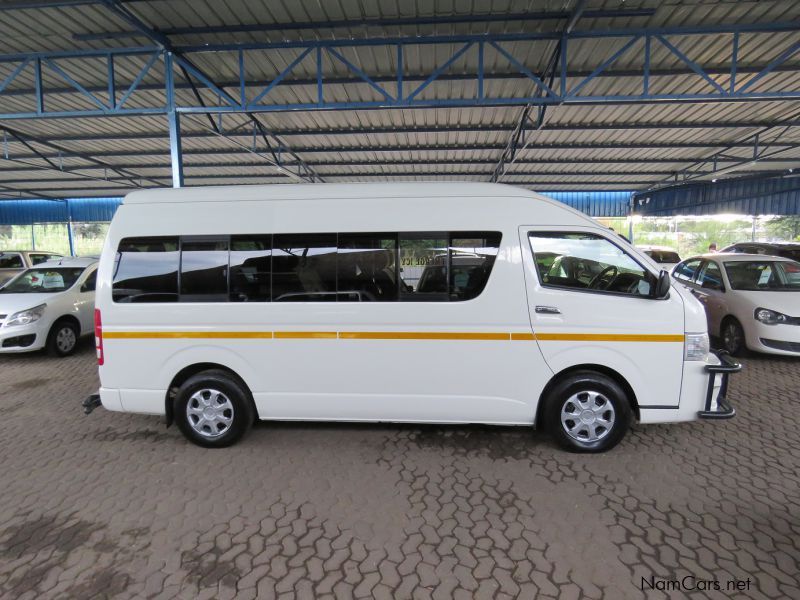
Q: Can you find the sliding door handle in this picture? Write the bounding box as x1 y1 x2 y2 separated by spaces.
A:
535 305 561 314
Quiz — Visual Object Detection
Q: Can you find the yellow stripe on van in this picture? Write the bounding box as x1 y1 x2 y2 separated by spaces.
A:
273 331 338 339
103 331 273 339
338 331 510 341
102 331 683 343
510 333 536 341
534 333 685 343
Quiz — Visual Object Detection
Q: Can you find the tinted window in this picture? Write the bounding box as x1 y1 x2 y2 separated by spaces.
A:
272 234 337 302
81 269 97 292
338 233 398 301
697 261 724 290
230 235 271 302
724 260 800 291
646 250 680 264
113 237 179 303
180 239 229 301
778 248 800 262
530 232 652 296
673 259 701 283
401 234 449 299
0 254 23 269
449 233 501 300
30 253 59 266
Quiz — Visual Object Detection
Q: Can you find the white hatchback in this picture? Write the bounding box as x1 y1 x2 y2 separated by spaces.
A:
0 257 98 356
672 253 800 356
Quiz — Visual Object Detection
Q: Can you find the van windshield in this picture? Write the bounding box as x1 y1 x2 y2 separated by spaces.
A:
723 260 800 291
0 267 85 293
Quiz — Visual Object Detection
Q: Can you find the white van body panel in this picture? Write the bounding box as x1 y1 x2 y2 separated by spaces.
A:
95 183 719 427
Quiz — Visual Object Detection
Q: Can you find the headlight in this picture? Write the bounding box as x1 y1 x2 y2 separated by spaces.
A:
685 332 710 361
5 303 47 327
754 307 788 325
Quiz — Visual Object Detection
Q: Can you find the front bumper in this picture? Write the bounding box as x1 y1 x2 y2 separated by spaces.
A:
698 352 741 419
0 321 47 352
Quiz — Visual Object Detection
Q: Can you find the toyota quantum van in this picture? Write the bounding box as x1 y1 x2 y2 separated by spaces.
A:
83 183 739 452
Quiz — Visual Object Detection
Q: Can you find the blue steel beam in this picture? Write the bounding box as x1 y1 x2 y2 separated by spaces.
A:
2 21 800 120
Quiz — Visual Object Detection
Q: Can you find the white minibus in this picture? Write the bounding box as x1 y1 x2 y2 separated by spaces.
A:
83 183 739 452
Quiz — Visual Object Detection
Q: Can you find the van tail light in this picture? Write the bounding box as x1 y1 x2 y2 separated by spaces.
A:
94 308 104 366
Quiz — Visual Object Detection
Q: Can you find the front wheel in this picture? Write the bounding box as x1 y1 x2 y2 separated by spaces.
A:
543 371 632 453
174 370 255 448
720 318 746 356
46 319 78 357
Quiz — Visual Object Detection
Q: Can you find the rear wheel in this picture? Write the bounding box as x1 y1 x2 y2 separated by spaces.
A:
174 370 254 448
543 371 632 453
721 317 746 356
46 319 78 357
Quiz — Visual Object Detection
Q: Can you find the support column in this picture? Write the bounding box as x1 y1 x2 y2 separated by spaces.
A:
165 51 184 188
66 199 75 256
168 109 184 188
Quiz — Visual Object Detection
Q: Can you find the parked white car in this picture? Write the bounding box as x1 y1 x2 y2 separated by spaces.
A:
637 245 682 270
672 253 800 356
0 257 97 356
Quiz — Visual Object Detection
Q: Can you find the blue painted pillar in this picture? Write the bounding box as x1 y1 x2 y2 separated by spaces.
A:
165 52 184 188
66 199 75 256
168 110 184 188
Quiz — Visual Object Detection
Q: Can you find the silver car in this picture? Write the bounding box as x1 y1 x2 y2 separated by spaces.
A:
0 250 64 287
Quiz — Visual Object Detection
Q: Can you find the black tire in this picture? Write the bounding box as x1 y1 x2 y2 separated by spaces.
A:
46 319 79 357
174 369 255 448
720 317 746 357
543 371 632 453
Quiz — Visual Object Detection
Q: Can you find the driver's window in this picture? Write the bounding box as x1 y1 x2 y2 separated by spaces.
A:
697 261 724 291
529 232 652 296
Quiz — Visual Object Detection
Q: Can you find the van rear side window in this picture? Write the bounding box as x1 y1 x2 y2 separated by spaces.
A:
113 237 179 303
112 232 501 303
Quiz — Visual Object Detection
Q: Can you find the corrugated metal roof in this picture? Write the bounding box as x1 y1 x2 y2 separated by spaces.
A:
0 0 799 201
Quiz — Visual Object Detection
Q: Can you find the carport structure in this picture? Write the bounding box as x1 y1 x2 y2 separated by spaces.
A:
0 0 799 204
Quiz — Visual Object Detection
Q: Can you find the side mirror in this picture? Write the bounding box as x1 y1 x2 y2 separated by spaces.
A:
652 269 671 299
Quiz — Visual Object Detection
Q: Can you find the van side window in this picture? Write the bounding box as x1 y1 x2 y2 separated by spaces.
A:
338 233 398 302
530 232 652 296
180 239 229 301
449 233 501 300
272 234 337 302
113 231 502 303
230 236 271 302
113 237 179 303
400 234 449 300
673 259 702 283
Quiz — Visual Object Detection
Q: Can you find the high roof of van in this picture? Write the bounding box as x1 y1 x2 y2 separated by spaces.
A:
123 182 538 204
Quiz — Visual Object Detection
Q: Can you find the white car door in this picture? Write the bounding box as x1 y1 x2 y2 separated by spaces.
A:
74 268 97 335
692 260 727 337
520 226 686 410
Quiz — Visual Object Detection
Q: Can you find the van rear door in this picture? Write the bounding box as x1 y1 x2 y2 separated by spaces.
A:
519 226 685 411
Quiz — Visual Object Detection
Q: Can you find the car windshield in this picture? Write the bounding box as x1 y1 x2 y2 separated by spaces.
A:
723 260 800 291
0 267 85 293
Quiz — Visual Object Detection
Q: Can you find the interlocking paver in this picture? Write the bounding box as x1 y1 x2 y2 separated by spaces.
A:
1 340 799 598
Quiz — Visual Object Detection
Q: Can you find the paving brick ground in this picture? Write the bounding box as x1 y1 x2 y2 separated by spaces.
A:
0 340 798 599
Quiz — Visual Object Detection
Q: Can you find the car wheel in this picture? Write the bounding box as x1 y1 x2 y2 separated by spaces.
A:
46 319 78 357
543 371 631 453
174 370 254 448
721 318 746 356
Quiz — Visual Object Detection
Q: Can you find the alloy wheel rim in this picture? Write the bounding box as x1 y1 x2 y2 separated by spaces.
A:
560 390 615 443
723 323 741 352
187 388 234 438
